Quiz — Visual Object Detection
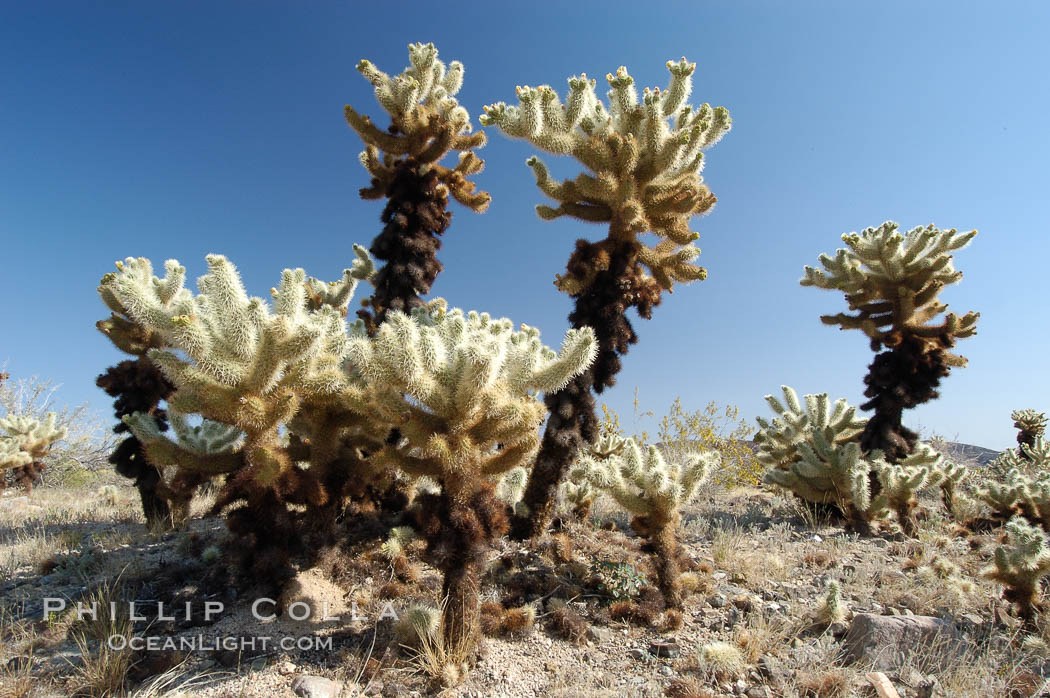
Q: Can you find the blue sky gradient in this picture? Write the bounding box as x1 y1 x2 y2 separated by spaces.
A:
2 1 1047 450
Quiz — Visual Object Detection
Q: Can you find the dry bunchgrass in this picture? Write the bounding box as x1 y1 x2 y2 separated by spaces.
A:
66 578 138 698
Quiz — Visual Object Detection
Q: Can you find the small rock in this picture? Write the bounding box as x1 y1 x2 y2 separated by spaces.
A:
709 594 727 608
291 674 343 698
587 625 613 644
829 621 849 637
659 665 674 676
713 572 728 581
250 656 267 672
278 660 298 675
628 648 647 660
842 613 967 672
649 639 681 658
746 687 771 698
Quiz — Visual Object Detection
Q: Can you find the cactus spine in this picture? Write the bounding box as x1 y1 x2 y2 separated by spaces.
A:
481 57 730 539
347 42 490 333
801 222 979 465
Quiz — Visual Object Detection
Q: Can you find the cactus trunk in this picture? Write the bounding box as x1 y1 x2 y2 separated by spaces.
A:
514 239 650 540
358 157 451 332
646 513 684 610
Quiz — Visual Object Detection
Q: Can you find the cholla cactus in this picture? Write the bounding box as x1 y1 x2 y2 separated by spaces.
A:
977 470 1029 523
757 387 876 532
347 43 490 332
1012 409 1048 454
867 445 944 536
801 222 979 463
993 437 1050 478
347 300 596 654
482 57 731 540
571 437 717 608
96 277 177 526
815 579 848 625
0 413 67 491
754 386 866 470
932 459 969 518
982 516 1050 622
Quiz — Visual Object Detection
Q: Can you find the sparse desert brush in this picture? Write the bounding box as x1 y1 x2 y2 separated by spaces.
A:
481 57 731 540
571 436 716 607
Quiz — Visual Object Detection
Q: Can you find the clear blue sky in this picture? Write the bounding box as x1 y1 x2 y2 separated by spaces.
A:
2 1 1047 452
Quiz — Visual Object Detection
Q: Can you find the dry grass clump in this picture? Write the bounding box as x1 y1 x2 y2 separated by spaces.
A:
66 581 138 697
734 611 805 664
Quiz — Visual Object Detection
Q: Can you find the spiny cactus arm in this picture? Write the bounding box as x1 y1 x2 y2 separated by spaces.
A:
755 387 866 470
347 43 489 211
123 412 244 475
976 472 1026 520
496 466 528 505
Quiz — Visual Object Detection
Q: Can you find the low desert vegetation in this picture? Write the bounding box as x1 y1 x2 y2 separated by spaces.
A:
2 40 1048 698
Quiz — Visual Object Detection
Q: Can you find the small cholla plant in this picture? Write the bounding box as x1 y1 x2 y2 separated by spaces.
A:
96 281 176 526
1012 409 1048 456
0 413 67 491
932 459 969 518
481 57 731 539
345 300 596 656
347 42 490 332
867 445 944 536
977 466 1050 531
993 436 1050 478
981 516 1050 623
590 560 648 601
815 579 848 625
571 436 717 608
757 386 876 532
801 222 979 464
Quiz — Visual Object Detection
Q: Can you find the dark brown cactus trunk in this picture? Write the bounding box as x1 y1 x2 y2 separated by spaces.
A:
636 512 684 610
358 157 452 332
512 238 662 540
415 479 508 658
96 357 174 528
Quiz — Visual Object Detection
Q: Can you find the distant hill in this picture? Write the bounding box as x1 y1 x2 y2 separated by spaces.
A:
660 438 1004 466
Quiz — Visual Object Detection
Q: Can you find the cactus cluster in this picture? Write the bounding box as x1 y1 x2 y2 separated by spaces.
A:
0 412 67 491
98 244 595 652
1012 409 1047 454
481 57 730 540
757 386 958 534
